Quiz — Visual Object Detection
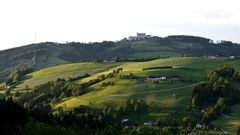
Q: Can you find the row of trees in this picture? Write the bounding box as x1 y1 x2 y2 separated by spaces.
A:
17 78 73 112
72 68 122 95
21 121 178 135
7 97 240 135
102 82 115 87
72 99 148 122
0 99 175 135
0 98 109 135
120 73 138 79
3 96 238 134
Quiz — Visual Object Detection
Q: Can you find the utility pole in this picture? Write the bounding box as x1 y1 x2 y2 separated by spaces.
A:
34 33 37 43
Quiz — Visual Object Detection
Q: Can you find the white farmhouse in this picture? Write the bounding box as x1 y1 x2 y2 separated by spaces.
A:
128 33 151 40
137 33 146 39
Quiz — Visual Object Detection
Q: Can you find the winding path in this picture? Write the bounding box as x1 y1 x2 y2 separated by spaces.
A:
109 81 208 97
221 113 238 120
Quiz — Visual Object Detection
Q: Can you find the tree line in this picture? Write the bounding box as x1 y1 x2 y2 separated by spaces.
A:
0 98 181 135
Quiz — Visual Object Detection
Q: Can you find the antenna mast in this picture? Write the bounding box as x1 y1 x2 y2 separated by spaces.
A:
34 33 37 43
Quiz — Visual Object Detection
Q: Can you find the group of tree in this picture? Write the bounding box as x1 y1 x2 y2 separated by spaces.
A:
17 78 75 113
102 82 115 87
6 68 33 86
2 95 238 134
0 98 108 135
120 73 138 79
73 99 148 123
73 68 122 95
99 99 148 120
124 99 148 113
180 53 192 57
191 65 240 123
0 97 181 135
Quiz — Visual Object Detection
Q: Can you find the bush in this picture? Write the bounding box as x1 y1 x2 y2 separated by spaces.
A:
5 89 11 95
21 120 80 135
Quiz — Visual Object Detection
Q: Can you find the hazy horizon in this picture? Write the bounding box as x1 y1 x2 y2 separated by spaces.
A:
0 0 240 51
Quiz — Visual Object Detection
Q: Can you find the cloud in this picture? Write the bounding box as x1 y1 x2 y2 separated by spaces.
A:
0 0 240 50
201 10 233 19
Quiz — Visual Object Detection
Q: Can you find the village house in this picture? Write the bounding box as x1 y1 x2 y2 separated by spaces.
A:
207 55 226 60
147 75 182 81
195 122 202 129
187 132 196 135
102 59 116 63
136 33 146 39
121 119 137 128
4 84 16 90
143 121 157 128
168 75 182 80
201 107 209 113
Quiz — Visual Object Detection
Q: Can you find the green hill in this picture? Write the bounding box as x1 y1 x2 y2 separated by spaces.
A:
1 35 240 82
1 35 240 134
54 57 240 109
6 57 240 132
14 62 122 91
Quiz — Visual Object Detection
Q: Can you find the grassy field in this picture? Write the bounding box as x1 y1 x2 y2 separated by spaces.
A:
212 103 240 134
53 57 240 124
0 82 5 87
0 83 5 94
14 62 122 90
12 57 240 130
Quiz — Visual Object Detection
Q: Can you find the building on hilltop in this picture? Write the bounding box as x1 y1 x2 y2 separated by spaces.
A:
146 35 152 38
128 36 138 41
137 33 146 39
128 33 151 41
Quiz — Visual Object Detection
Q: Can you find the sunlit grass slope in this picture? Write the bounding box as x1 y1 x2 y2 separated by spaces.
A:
55 57 240 123
14 57 240 124
15 62 122 90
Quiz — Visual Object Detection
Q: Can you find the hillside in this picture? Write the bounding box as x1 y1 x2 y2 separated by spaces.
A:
2 57 240 134
14 62 122 91
1 35 240 82
55 57 240 109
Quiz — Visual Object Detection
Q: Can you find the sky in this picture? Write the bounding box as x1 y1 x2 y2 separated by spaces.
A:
0 0 240 50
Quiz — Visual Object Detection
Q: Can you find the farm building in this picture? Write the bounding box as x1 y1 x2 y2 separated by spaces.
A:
143 121 157 128
195 123 202 129
168 75 182 80
121 119 137 128
147 76 167 81
147 75 182 81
